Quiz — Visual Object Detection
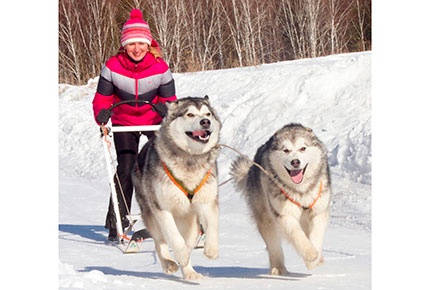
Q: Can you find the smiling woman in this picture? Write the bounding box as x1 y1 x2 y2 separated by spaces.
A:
121 10 152 62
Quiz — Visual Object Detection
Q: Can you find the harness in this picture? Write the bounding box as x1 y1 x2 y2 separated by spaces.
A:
162 161 211 202
279 181 323 210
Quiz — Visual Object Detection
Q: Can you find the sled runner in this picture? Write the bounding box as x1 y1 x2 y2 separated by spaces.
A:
100 100 161 253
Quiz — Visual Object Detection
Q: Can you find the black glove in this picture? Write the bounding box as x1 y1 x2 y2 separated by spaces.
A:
96 109 112 124
152 102 168 118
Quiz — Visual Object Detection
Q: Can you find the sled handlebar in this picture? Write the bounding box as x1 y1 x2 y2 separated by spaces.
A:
99 100 167 127
107 100 154 111
109 125 160 133
99 100 164 133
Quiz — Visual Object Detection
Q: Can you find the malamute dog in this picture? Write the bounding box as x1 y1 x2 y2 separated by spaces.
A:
231 123 330 274
132 96 221 280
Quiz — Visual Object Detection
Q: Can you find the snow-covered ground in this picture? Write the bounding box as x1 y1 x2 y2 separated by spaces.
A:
6 2 430 289
57 51 371 289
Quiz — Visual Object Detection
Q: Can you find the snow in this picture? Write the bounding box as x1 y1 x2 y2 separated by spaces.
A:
57 52 372 289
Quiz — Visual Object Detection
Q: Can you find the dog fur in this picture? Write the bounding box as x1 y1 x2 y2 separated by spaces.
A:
132 96 221 280
230 123 331 275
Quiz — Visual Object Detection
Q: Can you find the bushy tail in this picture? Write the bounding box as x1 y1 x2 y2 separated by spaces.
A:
230 156 253 191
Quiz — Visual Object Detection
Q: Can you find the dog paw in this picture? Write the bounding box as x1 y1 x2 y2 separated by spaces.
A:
270 266 288 276
174 246 191 266
305 254 325 270
183 270 203 281
303 246 319 263
204 244 219 259
162 259 179 274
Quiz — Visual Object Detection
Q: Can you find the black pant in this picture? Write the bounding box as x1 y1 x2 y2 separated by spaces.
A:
105 130 155 231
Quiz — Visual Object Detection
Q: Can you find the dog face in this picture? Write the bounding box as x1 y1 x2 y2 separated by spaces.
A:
278 137 318 184
166 96 221 154
269 124 324 185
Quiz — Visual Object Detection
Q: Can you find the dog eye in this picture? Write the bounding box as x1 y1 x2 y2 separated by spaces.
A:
186 113 194 118
283 149 290 154
206 112 211 117
300 147 306 152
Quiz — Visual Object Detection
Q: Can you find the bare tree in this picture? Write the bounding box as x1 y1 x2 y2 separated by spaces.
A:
59 0 82 84
145 0 187 72
59 0 122 84
279 0 308 59
306 0 323 58
226 0 244 67
327 0 353 54
354 0 371 51
197 0 218 70
58 0 372 85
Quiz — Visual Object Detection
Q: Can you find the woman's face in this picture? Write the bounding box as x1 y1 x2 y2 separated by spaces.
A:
125 42 149 62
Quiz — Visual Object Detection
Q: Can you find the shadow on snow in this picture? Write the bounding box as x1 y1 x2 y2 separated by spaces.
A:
59 224 107 243
60 224 311 282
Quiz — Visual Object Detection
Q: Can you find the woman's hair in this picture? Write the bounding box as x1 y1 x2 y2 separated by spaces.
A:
149 45 162 59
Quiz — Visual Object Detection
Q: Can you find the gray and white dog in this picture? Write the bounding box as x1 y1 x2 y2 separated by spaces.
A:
132 96 222 280
231 123 331 274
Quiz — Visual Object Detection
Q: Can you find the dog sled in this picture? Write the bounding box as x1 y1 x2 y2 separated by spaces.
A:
101 129 159 253
98 100 162 253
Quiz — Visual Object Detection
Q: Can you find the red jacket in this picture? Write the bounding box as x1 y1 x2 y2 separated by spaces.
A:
92 51 176 126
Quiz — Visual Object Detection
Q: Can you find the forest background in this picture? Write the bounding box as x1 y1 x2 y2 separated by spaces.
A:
59 0 371 85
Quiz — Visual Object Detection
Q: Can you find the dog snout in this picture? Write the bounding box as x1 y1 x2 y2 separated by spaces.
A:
291 159 301 168
200 118 211 128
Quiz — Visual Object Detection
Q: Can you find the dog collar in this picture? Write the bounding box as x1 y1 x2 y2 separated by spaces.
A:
162 161 211 202
279 181 323 210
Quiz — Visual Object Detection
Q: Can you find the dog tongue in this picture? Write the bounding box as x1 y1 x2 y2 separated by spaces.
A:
192 130 207 137
290 169 304 184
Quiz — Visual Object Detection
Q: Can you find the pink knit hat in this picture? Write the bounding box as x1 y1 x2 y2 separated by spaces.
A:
120 9 153 47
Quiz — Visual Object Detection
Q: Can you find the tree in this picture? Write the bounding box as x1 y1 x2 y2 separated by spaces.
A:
353 0 371 51
58 0 372 85
59 0 120 84
327 0 353 54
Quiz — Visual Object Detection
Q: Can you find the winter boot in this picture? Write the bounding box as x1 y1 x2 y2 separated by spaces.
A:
130 228 152 241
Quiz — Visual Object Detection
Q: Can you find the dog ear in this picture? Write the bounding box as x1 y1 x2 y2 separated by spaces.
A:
203 95 209 100
165 101 175 110
269 133 282 151
163 101 176 118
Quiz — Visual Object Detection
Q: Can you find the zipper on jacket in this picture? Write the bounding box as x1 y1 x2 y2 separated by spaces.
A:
134 64 138 107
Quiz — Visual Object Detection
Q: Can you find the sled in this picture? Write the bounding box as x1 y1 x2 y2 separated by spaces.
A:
99 100 162 253
101 123 160 253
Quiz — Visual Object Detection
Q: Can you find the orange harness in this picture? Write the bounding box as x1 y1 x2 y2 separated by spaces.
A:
279 181 323 210
162 162 211 202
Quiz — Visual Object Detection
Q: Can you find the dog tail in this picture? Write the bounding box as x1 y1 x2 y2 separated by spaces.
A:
230 156 253 191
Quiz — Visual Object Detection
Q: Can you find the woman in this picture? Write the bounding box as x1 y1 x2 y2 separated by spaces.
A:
92 8 177 241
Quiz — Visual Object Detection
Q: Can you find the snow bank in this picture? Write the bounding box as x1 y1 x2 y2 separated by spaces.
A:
59 52 371 186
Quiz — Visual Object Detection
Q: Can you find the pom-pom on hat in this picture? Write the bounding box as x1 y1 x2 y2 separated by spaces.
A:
120 9 153 47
